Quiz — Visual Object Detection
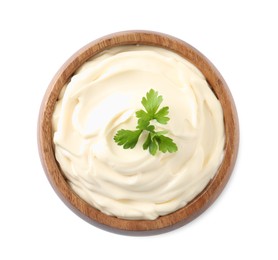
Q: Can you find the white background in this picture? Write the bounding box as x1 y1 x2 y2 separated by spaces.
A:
1 0 277 259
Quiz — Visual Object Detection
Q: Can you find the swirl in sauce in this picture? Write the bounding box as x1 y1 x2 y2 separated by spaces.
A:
52 46 225 220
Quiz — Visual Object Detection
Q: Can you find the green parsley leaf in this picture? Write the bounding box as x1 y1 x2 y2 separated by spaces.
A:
135 109 151 129
143 133 152 150
142 131 178 155
114 89 178 156
156 135 178 153
141 89 163 116
113 129 142 149
154 106 170 124
145 125 155 132
154 130 168 136
149 138 158 155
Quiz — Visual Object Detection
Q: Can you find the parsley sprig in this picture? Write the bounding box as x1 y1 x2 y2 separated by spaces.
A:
113 89 178 156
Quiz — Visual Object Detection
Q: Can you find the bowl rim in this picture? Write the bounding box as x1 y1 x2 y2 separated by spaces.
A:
38 30 239 234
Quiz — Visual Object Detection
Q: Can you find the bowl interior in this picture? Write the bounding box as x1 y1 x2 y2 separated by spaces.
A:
38 31 239 234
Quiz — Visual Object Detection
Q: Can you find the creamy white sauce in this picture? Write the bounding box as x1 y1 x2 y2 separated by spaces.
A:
52 46 225 220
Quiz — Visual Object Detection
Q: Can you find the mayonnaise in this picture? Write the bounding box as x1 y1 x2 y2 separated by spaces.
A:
52 46 225 220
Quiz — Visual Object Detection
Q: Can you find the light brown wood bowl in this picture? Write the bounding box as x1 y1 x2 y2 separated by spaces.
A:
38 31 239 234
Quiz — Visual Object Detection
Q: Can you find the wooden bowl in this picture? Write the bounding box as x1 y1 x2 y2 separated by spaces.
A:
38 31 239 234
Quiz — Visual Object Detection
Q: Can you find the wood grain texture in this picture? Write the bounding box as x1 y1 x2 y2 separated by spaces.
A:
38 31 239 234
